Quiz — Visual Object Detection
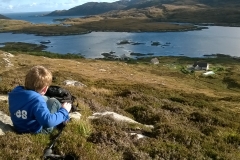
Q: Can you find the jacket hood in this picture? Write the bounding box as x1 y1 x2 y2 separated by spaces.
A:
8 86 40 110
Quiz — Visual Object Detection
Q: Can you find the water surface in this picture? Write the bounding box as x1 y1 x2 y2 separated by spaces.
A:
1 12 240 59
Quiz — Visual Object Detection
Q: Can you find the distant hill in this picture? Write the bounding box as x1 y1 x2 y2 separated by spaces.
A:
0 14 10 19
46 2 126 16
45 0 240 25
46 0 240 16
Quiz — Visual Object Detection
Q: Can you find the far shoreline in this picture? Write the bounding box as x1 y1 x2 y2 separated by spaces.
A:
0 24 210 37
0 18 208 36
0 42 238 61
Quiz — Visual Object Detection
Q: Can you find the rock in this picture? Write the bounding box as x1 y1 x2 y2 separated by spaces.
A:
151 58 159 64
2 57 14 67
130 52 146 56
88 111 154 129
3 52 14 57
0 95 8 101
1 52 14 67
63 80 87 87
151 41 160 46
69 112 81 120
130 133 145 139
117 40 130 45
40 40 51 44
3 58 10 63
0 111 14 135
119 54 130 61
203 71 215 76
99 69 106 72
131 42 145 45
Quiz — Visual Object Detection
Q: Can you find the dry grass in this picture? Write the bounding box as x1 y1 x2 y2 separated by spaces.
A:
63 16 104 25
0 19 32 31
163 4 208 11
0 52 213 95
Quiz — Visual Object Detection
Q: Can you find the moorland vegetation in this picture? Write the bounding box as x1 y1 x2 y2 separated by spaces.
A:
0 44 240 159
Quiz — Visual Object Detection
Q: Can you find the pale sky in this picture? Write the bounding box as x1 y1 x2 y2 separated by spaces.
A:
0 0 118 13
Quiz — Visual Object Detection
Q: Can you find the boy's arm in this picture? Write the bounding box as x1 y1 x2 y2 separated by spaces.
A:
62 102 72 112
34 101 69 128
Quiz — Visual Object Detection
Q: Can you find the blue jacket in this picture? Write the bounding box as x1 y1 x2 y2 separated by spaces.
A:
8 86 69 134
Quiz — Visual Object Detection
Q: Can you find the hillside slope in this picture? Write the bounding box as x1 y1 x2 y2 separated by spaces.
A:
1 48 240 159
0 14 9 19
46 0 240 16
46 2 126 16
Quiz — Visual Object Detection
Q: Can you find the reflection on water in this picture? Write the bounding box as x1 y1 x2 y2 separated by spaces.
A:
0 26 240 59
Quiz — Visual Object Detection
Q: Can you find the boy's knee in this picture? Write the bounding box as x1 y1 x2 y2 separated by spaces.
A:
47 98 62 113
48 97 58 103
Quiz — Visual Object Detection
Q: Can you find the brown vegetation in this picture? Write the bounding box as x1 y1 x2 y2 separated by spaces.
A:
74 18 197 32
0 16 199 36
1 48 240 159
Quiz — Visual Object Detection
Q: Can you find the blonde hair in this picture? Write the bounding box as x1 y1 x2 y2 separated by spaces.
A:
25 65 52 92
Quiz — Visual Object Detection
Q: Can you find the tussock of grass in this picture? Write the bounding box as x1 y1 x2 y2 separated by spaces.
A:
1 50 240 159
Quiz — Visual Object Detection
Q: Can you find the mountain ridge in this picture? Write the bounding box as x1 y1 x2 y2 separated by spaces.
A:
46 2 126 16
45 0 240 25
46 0 240 16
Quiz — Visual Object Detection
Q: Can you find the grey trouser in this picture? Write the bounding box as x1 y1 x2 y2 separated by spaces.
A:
40 96 62 134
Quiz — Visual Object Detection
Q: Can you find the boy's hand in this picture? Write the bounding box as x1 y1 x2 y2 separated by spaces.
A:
62 102 72 112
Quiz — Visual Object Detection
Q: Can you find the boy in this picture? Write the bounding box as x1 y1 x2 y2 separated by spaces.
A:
8 65 72 134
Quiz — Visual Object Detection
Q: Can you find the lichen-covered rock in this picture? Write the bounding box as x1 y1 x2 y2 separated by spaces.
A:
0 111 13 135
